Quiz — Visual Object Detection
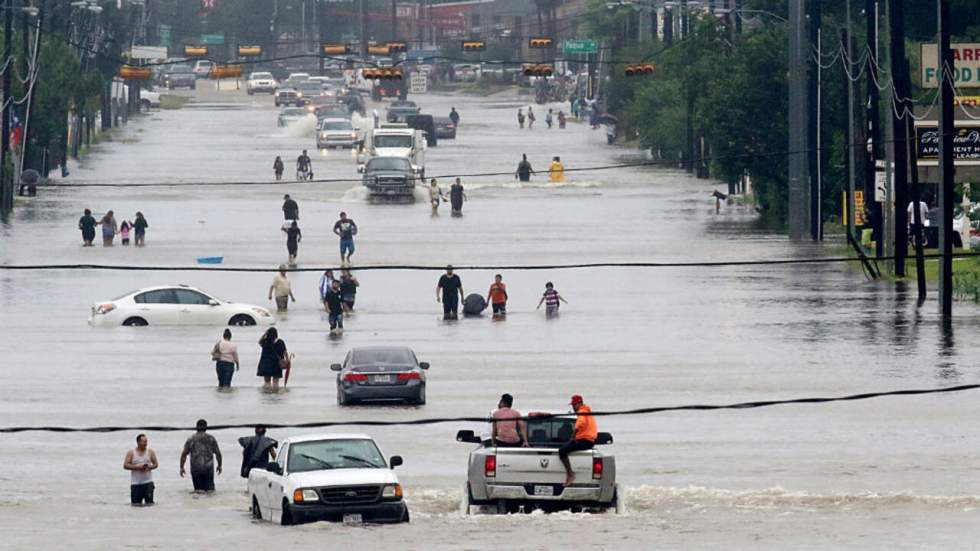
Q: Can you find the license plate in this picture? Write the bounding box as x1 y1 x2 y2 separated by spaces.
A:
533 485 554 497
342 513 363 524
372 375 392 384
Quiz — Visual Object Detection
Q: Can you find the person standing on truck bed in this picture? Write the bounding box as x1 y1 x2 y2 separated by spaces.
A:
491 393 529 448
560 394 597 486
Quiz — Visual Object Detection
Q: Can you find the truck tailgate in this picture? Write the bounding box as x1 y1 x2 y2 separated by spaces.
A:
492 448 594 485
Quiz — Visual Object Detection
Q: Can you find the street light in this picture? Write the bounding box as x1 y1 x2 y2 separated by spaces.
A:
0 6 39 17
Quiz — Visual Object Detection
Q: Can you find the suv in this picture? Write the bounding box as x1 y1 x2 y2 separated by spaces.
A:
163 64 196 89
361 156 416 199
248 433 409 525
247 71 277 94
192 60 213 79
456 412 619 514
386 100 420 123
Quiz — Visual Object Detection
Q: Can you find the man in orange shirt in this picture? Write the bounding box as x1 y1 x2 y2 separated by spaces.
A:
559 394 597 486
486 274 508 318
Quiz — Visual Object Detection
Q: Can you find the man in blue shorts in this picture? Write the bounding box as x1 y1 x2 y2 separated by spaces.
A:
333 211 358 266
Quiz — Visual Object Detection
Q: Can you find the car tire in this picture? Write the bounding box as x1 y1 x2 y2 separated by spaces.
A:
611 484 624 514
140 99 151 110
252 496 262 520
399 507 410 524
412 384 426 406
122 317 148 327
229 314 256 326
495 500 509 515
337 389 350 406
280 500 294 526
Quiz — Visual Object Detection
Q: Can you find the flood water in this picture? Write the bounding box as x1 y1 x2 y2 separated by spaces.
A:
2 84 980 549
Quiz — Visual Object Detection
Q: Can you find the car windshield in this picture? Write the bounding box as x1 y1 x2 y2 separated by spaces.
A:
297 82 321 92
282 108 306 116
251 72 273 79
392 102 417 109
367 157 411 172
287 439 386 473
525 417 577 447
374 135 412 148
321 121 352 131
350 348 415 367
169 65 192 73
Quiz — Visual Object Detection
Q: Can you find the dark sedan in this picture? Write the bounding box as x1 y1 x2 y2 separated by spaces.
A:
433 116 457 139
332 347 428 405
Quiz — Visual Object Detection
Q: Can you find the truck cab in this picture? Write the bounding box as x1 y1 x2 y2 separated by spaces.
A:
361 156 417 199
358 124 426 177
457 412 619 514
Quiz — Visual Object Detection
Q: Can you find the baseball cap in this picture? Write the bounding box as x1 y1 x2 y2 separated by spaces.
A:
569 394 584 406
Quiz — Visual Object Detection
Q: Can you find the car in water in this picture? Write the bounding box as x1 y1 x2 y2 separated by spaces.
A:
317 118 359 149
313 102 351 121
278 107 314 127
163 64 196 89
295 81 326 104
275 88 300 107
247 71 277 94
88 285 275 327
331 346 429 405
248 433 409 525
457 412 619 514
433 116 457 139
192 60 213 79
386 100 420 122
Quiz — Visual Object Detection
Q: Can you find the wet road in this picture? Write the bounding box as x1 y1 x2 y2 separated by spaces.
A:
3 83 980 549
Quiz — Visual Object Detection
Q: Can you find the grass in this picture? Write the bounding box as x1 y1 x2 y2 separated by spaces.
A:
160 94 190 109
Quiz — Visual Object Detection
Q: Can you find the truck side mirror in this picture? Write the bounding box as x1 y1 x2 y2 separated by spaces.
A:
456 430 481 444
266 463 283 475
389 455 403 469
418 362 430 370
357 165 365 173
595 432 614 445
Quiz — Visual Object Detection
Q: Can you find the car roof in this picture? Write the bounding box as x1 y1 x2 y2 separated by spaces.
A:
321 117 351 124
287 433 373 444
434 116 451 122
123 284 204 295
350 345 414 353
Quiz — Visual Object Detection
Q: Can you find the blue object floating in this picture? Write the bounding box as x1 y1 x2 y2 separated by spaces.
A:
197 256 224 264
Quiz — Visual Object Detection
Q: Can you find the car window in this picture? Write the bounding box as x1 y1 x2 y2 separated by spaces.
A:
251 72 273 79
351 348 415 366
525 417 577 446
367 157 411 171
287 439 385 473
374 135 413 148
134 289 178 304
174 289 212 305
321 121 351 131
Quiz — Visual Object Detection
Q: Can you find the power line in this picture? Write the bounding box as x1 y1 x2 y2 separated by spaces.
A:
2 383 978 433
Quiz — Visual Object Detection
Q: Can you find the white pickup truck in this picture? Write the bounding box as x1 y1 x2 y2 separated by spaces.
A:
248 433 409 525
457 412 620 514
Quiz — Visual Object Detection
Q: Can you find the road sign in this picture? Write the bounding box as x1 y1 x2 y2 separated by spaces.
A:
563 39 597 54
410 72 428 94
200 33 225 45
130 46 167 60
158 24 171 48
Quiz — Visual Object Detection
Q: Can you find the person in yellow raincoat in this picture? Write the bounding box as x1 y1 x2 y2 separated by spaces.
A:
548 156 565 183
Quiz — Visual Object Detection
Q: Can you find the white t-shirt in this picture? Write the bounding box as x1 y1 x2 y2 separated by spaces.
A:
907 201 928 225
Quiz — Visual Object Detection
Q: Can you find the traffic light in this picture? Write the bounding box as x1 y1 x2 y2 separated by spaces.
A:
624 63 654 77
368 44 391 56
362 67 403 80
322 43 352 55
386 42 408 53
461 40 486 52
238 45 262 57
184 45 207 57
522 64 554 77
528 37 553 49
118 66 152 80
210 65 243 79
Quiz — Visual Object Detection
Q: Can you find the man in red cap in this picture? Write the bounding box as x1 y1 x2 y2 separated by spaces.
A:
559 394 597 486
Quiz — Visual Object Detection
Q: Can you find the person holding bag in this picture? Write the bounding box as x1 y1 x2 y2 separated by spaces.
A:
211 329 239 388
257 328 287 392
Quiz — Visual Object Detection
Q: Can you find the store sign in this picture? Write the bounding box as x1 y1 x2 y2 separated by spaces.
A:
920 43 980 88
915 122 980 160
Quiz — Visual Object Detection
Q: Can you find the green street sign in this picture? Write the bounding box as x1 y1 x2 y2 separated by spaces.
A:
563 39 597 54
200 33 225 45
158 24 171 47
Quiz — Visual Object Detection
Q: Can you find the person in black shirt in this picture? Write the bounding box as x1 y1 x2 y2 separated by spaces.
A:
449 107 460 127
78 208 97 246
273 156 284 181
324 279 345 334
282 194 299 221
436 265 464 320
339 269 359 313
515 154 534 182
283 220 302 265
333 211 358 266
450 178 466 215
133 212 148 247
296 150 312 180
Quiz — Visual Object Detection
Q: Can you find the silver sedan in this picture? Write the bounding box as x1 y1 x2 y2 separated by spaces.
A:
332 347 429 406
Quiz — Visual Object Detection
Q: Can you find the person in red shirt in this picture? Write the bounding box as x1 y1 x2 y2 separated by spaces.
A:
559 394 597 486
486 274 508 319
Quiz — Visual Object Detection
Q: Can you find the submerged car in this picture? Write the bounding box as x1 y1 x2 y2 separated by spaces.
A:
386 100 420 122
317 118 359 149
295 81 326 104
360 156 418 200
275 88 300 107
278 107 314 127
88 285 275 327
332 346 429 405
433 116 457 139
249 433 408 525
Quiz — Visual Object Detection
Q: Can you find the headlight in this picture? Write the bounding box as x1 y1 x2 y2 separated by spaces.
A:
382 484 403 500
296 92 303 97
251 307 271 318
350 132 357 139
293 488 319 503
95 303 116 315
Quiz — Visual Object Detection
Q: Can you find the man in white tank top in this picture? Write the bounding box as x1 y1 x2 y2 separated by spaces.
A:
124 434 159 506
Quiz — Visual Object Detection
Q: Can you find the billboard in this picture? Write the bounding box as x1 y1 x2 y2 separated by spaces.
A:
915 122 980 160
920 43 980 88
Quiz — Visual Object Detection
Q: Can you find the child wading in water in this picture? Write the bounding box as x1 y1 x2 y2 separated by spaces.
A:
120 220 132 246
536 282 568 318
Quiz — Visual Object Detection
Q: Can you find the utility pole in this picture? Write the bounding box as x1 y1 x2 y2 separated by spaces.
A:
391 0 397 41
359 0 368 58
865 0 882 256
845 0 857 242
663 6 673 45
787 0 811 240
888 0 909 276
0 0 11 217
937 0 955 323
808 0 822 240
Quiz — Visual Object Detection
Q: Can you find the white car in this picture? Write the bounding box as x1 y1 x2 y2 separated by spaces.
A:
88 285 275 327
247 71 277 94
192 60 213 79
140 90 161 109
249 434 409 525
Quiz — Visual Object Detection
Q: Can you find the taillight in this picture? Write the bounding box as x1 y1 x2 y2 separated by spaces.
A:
592 457 603 479
95 303 116 315
343 373 368 382
397 372 420 381
485 455 496 477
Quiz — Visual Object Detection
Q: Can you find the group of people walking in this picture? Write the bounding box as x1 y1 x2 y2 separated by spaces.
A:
124 422 279 504
78 209 148 247
428 177 467 214
517 106 568 130
436 265 568 321
273 150 313 181
516 154 565 184
208 327 291 391
278 197 359 268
